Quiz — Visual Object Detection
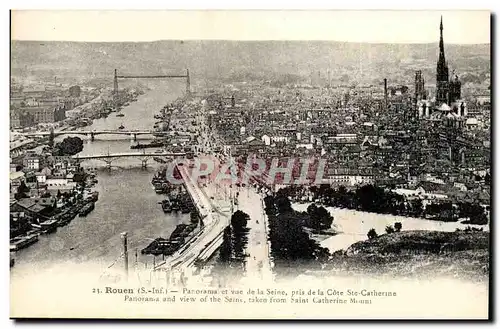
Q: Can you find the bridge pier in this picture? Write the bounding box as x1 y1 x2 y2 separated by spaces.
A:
131 133 137 142
90 132 95 141
103 159 113 170
141 158 149 169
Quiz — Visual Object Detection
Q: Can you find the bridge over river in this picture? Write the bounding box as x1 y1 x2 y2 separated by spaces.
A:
21 129 167 141
72 151 187 168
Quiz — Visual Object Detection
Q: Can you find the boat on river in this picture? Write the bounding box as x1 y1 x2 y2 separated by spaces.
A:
116 113 125 117
130 140 164 149
10 233 39 251
153 157 167 164
79 202 95 217
161 199 172 213
141 223 198 256
90 191 99 202
40 219 58 234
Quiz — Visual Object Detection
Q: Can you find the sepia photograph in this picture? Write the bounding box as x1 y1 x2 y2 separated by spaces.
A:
9 9 491 319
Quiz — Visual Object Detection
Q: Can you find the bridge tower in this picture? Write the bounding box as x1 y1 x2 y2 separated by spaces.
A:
186 69 191 96
113 69 119 108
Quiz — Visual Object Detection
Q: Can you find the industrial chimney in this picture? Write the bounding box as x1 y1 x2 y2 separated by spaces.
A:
383 78 388 108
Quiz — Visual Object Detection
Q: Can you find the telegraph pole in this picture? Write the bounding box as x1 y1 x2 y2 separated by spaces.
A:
121 232 129 281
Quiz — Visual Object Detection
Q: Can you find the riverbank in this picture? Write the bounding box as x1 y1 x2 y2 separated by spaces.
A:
10 169 99 256
10 81 188 283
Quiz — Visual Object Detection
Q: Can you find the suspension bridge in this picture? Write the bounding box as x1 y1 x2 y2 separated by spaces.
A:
114 68 191 103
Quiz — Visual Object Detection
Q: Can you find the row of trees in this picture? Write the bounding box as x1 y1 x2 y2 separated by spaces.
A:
367 222 402 240
264 192 329 273
218 210 250 274
309 184 488 225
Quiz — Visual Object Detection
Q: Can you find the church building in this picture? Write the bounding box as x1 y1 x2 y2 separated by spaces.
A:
417 17 467 127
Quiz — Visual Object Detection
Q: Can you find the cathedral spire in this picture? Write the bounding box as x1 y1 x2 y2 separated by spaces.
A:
436 15 449 105
439 16 445 63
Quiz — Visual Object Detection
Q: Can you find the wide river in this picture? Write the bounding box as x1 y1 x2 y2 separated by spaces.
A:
292 203 490 252
11 81 189 282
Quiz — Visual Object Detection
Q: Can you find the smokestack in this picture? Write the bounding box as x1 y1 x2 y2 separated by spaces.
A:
384 78 388 107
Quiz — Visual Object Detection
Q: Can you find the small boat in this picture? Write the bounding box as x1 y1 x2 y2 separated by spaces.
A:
90 191 99 202
79 202 95 217
40 219 58 234
161 199 172 213
116 113 125 117
58 218 70 227
131 140 164 149
155 187 165 194
10 234 39 251
171 202 180 212
153 157 167 164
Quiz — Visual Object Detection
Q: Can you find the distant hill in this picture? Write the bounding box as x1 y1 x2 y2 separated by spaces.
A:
10 40 490 87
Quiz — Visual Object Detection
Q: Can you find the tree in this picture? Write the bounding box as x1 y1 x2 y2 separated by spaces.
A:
367 228 378 240
385 225 395 234
230 210 250 265
55 136 84 156
306 203 333 231
48 129 55 148
410 199 423 217
231 210 249 229
459 202 488 225
394 222 402 232
274 194 292 214
218 226 232 264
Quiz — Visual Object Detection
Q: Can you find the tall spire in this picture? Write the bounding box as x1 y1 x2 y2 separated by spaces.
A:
439 16 445 63
436 15 449 105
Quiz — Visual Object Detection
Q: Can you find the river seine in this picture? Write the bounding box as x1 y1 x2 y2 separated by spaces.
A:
11 81 188 282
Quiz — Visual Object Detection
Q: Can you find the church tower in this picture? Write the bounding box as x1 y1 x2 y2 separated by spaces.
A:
415 70 426 102
448 71 462 104
436 16 449 105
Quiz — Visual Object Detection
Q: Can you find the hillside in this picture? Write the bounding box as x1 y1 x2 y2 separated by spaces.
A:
10 40 490 86
326 231 489 282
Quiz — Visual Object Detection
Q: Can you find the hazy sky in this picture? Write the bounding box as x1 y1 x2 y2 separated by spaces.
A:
11 10 490 44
